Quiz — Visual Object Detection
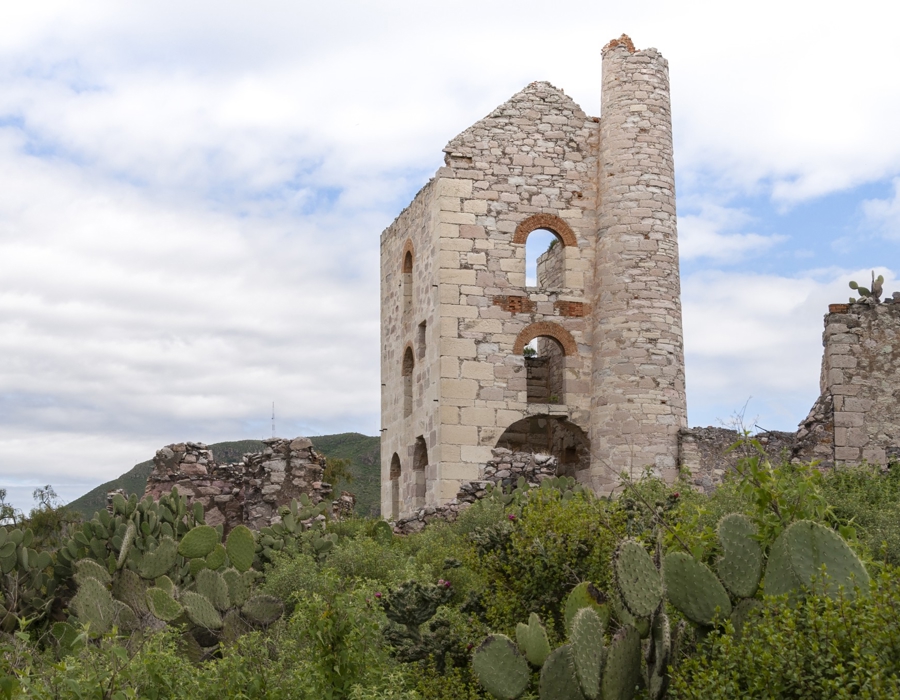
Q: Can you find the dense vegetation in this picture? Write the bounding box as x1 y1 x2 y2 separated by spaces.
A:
67 434 380 520
3 439 900 699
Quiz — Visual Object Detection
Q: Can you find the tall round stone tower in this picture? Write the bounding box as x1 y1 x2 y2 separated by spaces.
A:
590 35 688 490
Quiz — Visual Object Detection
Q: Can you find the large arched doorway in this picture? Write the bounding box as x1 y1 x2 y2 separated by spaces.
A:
495 416 590 479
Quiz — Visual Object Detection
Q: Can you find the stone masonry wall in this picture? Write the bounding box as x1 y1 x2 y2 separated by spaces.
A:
590 38 687 491
144 437 335 531
819 303 900 466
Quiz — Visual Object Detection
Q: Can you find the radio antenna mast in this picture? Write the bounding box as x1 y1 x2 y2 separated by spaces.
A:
271 401 275 438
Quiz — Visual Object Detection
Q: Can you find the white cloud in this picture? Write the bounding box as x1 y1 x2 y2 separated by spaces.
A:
862 178 900 241
0 1 900 510
682 266 897 431
679 204 786 262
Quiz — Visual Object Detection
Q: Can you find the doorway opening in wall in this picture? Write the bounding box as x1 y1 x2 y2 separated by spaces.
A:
495 416 590 481
389 453 401 520
412 436 427 510
524 336 565 404
402 347 414 417
525 229 563 289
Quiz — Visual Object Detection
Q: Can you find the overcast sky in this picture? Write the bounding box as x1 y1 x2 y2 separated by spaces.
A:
1 1 898 511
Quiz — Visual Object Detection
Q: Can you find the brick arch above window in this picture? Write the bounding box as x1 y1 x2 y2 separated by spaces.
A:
512 214 577 247
512 321 578 356
401 239 414 273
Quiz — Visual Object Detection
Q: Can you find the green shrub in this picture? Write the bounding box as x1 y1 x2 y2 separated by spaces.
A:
670 570 900 699
465 488 619 634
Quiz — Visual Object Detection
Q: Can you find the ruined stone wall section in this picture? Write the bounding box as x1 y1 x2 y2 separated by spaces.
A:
537 242 565 289
430 80 599 506
821 304 900 466
591 39 687 491
144 437 334 531
380 180 442 518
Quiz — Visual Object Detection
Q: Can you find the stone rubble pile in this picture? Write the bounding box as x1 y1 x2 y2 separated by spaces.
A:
393 448 558 534
137 437 346 532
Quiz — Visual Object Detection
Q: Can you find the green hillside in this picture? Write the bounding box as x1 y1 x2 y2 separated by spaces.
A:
67 434 380 519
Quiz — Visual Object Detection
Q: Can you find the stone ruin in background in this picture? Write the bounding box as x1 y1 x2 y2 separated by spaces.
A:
119 437 355 532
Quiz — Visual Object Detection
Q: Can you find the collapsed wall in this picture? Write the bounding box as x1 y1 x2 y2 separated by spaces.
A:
393 448 558 534
680 300 900 491
141 437 354 531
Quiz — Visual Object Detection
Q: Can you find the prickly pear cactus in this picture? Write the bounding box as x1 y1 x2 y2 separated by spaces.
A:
570 607 604 699
225 525 255 573
146 586 183 622
663 552 732 626
564 581 609 634
0 526 56 632
764 520 869 599
646 611 671 700
716 513 762 598
472 634 530 700
601 626 641 700
538 644 585 700
515 612 551 667
613 539 663 618
178 525 219 559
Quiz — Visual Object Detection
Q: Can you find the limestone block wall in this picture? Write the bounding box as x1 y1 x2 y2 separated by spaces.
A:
380 180 442 519
591 37 687 491
820 303 900 466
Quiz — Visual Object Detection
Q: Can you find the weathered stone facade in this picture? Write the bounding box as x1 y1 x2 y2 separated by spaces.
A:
142 437 341 531
381 36 687 518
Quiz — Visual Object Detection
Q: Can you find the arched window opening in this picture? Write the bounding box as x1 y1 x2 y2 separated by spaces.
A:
402 250 413 314
389 453 401 520
525 229 563 289
412 436 427 510
524 336 565 404
495 416 590 480
402 347 414 417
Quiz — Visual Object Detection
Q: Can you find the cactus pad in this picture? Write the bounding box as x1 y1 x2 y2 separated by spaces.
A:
113 568 148 615
71 576 117 634
222 608 252 643
178 525 219 559
195 569 231 610
241 594 284 626
564 581 609 635
571 607 604 699
647 611 671 700
373 520 394 545
472 634 530 700
716 513 762 598
730 598 763 640
663 552 731 626
610 587 650 639
146 587 183 621
601 626 641 700
181 590 223 629
222 568 251 607
117 521 136 570
74 558 112 587
140 537 178 580
205 543 227 571
225 525 255 573
765 520 869 599
539 644 585 700
614 539 663 618
515 612 550 667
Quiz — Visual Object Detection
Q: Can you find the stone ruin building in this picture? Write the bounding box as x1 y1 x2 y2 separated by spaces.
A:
380 35 687 519
380 34 900 520
133 437 356 532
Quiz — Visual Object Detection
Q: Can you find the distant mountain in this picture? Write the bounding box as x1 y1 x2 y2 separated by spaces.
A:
67 434 381 519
